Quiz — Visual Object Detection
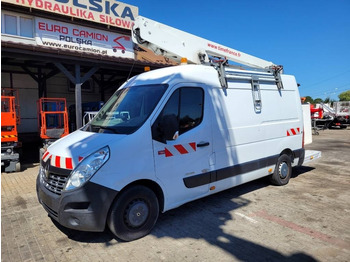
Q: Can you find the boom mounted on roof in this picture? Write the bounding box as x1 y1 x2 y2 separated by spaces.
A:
132 16 283 88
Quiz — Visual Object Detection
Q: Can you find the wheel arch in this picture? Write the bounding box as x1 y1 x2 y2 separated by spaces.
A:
280 148 294 162
116 179 165 213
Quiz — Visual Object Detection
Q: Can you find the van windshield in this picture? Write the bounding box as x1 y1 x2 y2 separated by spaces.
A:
86 84 167 134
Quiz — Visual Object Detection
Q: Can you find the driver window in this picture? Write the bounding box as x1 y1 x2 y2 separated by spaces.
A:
179 88 204 134
152 87 204 143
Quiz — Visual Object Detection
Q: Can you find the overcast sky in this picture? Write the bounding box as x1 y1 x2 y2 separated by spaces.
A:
126 0 350 100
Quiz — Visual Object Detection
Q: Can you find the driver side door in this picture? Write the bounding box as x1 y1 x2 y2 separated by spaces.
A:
151 85 213 209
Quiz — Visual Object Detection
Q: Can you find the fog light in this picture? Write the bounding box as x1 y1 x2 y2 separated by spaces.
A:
68 217 80 226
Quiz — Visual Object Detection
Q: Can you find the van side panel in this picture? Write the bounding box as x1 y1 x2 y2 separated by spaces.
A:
209 74 303 191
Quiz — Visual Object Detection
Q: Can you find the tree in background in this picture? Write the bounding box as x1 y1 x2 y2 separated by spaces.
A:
324 97 331 103
304 96 314 104
323 97 336 106
338 90 350 101
313 98 323 104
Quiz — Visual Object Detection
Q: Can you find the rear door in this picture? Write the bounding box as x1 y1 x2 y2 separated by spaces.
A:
152 84 213 209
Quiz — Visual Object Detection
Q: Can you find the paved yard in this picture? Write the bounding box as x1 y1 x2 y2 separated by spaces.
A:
1 129 350 261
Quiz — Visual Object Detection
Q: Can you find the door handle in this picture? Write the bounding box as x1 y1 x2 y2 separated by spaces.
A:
197 142 210 147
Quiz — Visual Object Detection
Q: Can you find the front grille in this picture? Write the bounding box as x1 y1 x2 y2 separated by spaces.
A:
44 173 67 195
42 166 70 195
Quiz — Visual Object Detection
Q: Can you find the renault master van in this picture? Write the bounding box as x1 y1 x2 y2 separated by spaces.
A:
37 64 309 241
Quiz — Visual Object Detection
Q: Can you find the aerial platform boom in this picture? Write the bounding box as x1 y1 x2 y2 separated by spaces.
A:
132 16 276 69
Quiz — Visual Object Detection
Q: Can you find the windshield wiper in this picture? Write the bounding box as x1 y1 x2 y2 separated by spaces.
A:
91 124 120 134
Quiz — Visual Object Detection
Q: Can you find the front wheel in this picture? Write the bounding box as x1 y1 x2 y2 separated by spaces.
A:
270 154 292 186
107 185 159 242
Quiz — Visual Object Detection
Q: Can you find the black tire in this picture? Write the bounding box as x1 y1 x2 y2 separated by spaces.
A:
270 154 292 186
107 185 159 242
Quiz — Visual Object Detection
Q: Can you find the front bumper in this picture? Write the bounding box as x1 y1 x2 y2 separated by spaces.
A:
36 173 118 232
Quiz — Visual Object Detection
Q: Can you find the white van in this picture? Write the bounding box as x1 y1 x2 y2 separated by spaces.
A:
36 63 313 241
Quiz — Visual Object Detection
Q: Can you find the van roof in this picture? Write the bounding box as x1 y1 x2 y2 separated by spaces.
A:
130 64 221 87
129 64 296 91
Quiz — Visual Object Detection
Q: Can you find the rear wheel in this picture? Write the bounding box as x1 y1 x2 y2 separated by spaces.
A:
270 154 292 186
107 185 159 241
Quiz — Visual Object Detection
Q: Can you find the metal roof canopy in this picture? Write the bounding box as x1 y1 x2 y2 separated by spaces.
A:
2 41 168 129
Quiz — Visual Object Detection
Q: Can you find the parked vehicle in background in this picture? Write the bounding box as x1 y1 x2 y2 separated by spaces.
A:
332 101 350 128
1 88 21 172
37 98 69 159
309 101 349 130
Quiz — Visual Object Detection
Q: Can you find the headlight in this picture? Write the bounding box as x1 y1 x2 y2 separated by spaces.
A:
64 146 110 191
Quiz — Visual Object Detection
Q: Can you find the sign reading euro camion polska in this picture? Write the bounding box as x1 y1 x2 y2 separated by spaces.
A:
36 17 134 58
2 0 138 30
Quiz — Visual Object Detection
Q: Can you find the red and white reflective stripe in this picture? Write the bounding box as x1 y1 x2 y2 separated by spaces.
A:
50 154 74 170
161 142 196 157
42 151 73 170
287 127 301 136
42 151 51 162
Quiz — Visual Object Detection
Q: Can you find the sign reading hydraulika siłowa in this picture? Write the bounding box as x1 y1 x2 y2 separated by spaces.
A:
3 0 138 30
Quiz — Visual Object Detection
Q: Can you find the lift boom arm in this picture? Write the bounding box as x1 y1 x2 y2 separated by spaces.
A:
132 16 276 69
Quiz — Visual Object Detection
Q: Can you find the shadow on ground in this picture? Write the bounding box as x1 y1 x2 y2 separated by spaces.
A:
52 168 317 262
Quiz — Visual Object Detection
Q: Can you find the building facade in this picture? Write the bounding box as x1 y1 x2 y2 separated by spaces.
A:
1 0 171 136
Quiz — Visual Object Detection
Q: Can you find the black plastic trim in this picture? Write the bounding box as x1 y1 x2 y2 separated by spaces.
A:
183 149 303 188
296 148 305 166
37 175 119 232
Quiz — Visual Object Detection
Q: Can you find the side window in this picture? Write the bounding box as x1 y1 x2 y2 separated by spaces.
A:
179 88 204 134
152 87 204 143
